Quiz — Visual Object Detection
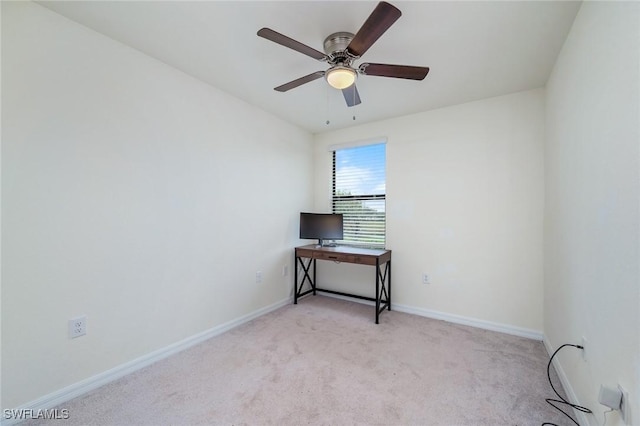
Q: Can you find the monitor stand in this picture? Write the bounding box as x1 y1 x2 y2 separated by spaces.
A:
317 239 337 248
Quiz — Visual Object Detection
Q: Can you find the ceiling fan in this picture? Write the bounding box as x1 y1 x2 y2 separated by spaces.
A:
257 1 429 107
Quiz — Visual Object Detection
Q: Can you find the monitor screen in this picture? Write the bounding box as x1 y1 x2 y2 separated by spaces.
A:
299 212 343 246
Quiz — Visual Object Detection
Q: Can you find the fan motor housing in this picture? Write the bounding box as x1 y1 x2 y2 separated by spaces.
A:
323 32 355 58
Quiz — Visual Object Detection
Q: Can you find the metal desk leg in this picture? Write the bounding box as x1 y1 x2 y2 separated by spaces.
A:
388 260 392 311
375 258 380 324
295 256 315 303
294 254 298 304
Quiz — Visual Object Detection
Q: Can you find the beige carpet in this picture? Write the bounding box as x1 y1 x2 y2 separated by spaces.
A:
23 296 571 425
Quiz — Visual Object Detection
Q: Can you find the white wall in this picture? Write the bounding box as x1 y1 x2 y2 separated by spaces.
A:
313 89 545 334
544 2 640 425
6 1 637 421
1 1 313 409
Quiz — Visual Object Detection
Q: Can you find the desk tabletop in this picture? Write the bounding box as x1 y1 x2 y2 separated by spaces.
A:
296 244 391 257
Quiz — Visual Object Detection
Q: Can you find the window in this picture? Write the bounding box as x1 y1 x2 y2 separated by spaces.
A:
332 142 386 248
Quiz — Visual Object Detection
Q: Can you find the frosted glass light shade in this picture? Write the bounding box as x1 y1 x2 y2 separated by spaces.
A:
326 67 356 89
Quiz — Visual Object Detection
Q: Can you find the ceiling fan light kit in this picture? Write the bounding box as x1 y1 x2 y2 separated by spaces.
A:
326 67 357 90
257 1 429 107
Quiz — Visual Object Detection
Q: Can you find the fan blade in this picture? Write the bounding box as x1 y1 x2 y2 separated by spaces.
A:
257 28 327 61
360 63 429 80
342 85 362 107
274 71 325 92
346 2 401 58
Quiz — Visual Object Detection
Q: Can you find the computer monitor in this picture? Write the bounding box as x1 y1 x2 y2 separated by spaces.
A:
299 212 343 247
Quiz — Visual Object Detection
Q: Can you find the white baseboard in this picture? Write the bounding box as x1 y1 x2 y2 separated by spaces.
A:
542 337 595 426
318 292 543 340
1 298 291 426
393 303 544 340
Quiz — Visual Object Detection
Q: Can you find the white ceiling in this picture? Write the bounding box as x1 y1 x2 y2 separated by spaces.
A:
39 1 581 134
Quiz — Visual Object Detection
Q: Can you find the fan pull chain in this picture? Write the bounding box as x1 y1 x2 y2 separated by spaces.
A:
325 83 331 125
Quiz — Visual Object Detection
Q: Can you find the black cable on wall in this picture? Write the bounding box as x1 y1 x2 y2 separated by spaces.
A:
542 343 593 426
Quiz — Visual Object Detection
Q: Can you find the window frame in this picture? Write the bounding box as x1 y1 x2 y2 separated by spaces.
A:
331 142 386 249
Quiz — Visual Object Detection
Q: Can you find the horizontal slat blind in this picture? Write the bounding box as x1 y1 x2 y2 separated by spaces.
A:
332 143 386 248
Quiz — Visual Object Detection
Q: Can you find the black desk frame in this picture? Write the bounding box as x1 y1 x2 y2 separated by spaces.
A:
294 245 392 324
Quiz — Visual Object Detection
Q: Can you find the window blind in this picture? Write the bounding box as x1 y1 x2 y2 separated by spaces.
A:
332 143 386 248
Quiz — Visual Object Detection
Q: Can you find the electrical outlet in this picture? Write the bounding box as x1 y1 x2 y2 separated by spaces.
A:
618 384 630 424
256 271 263 283
282 265 288 277
422 273 430 284
580 336 587 361
598 385 622 409
68 316 87 339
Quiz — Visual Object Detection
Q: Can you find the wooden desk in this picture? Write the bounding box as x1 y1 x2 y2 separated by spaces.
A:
294 244 392 324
